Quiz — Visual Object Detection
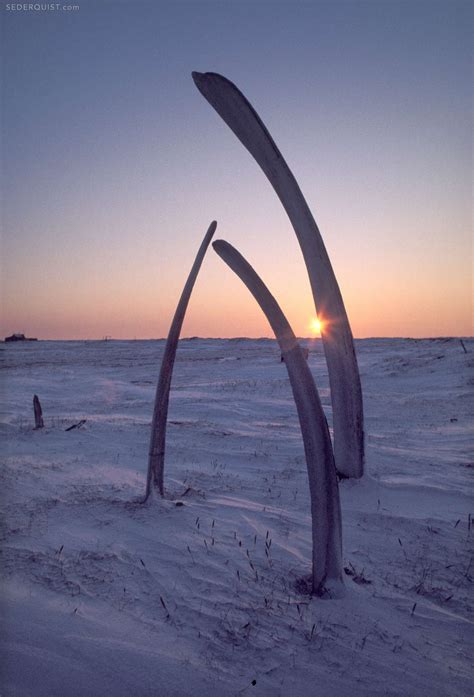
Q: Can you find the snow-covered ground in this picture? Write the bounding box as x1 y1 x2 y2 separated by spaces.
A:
1 338 472 696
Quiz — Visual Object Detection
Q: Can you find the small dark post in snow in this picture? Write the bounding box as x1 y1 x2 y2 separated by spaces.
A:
33 395 44 429
460 339 467 354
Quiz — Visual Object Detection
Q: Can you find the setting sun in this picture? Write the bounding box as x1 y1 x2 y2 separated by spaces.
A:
310 317 323 336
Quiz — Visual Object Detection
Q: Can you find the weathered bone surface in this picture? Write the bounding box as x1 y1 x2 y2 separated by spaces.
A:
213 239 343 596
145 221 217 500
193 71 364 479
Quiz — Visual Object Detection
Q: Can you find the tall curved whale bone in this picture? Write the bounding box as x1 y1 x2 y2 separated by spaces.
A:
144 221 217 501
192 71 364 479
213 239 343 596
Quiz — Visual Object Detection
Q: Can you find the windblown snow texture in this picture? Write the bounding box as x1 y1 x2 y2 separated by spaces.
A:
2 337 472 696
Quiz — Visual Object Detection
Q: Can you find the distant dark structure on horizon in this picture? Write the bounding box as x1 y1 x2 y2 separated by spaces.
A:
4 333 38 343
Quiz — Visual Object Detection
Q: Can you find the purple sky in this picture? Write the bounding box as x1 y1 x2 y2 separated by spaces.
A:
1 0 472 339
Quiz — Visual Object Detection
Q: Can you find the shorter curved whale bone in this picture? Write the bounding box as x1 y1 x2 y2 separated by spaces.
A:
144 221 217 500
213 239 343 596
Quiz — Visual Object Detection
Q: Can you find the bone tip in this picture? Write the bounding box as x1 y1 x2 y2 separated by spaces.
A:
192 71 205 86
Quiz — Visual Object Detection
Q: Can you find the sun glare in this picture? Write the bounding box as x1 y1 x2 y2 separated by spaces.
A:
310 317 323 336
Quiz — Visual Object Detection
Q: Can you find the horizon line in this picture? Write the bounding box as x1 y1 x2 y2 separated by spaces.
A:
3 335 472 343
